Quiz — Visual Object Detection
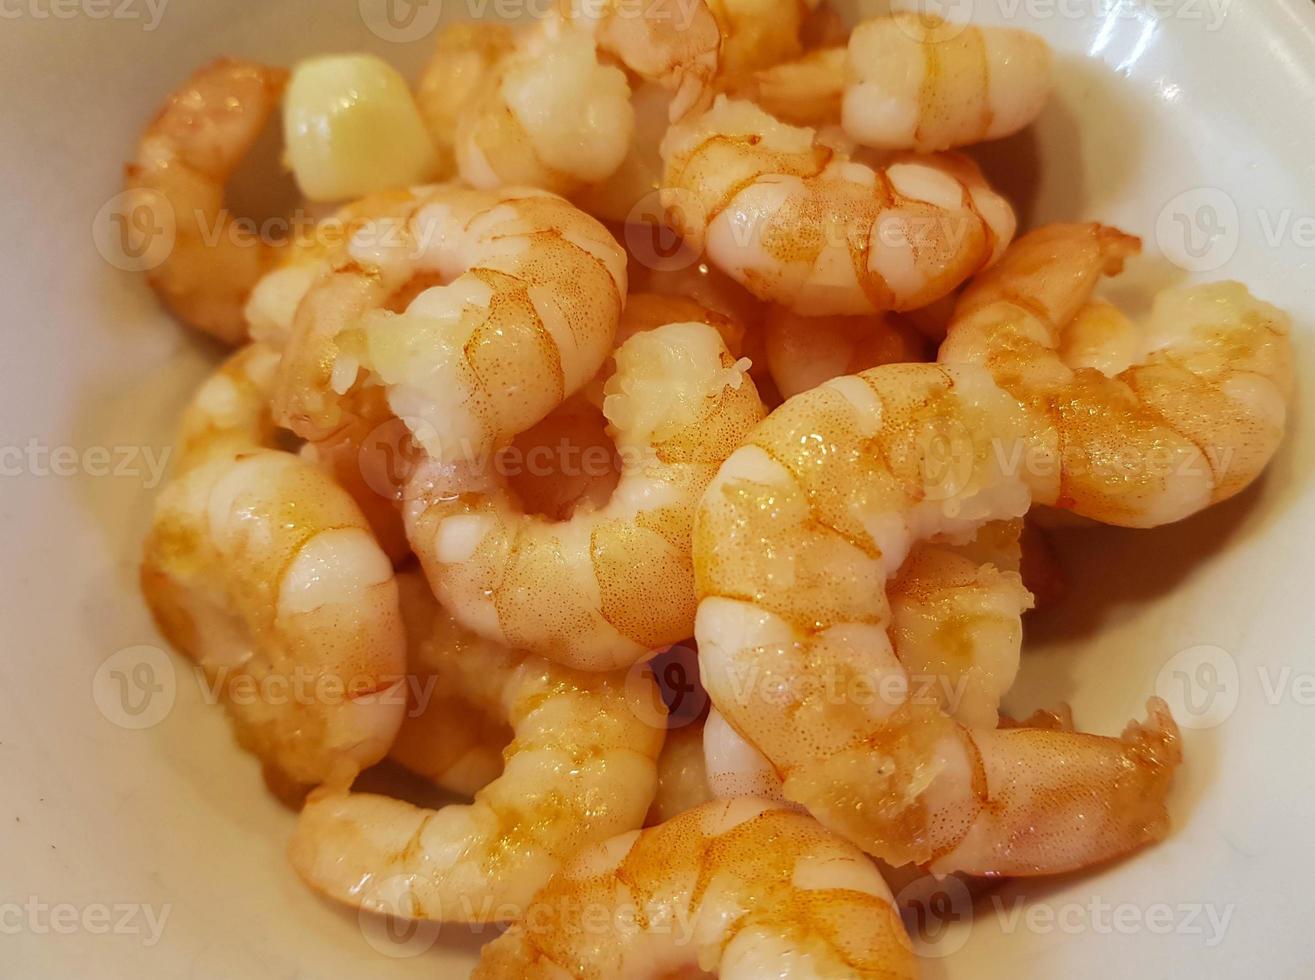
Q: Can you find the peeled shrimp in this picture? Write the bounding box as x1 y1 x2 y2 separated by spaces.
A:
660 97 1015 316
142 350 405 797
694 362 1183 871
764 307 928 399
646 719 713 825
474 798 917 979
174 343 280 471
939 223 1294 527
707 0 821 83
750 15 1053 152
387 572 509 797
888 520 1033 729
126 58 288 343
406 321 764 671
414 22 518 180
288 572 663 920
451 2 720 195
273 186 626 476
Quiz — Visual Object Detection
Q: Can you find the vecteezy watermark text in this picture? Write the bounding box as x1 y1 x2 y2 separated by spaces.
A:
0 0 168 30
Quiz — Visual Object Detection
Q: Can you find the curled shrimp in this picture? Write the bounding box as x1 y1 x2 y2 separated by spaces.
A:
126 58 288 344
749 15 1053 152
660 97 1016 316
450 1 719 196
474 797 917 978
939 223 1295 527
288 571 663 919
406 321 764 671
142 350 406 800
764 306 928 399
693 361 1183 871
273 186 626 476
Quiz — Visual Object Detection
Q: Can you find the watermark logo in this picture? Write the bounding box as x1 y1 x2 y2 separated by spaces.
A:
93 645 177 730
624 188 701 274
897 873 973 958
1155 186 1239 273
1154 644 1240 730
357 876 443 958
358 0 444 42
92 189 175 273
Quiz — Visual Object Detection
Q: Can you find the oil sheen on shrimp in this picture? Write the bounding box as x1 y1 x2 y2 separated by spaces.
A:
273 186 627 474
939 222 1294 527
126 58 288 344
406 321 764 671
660 97 1016 316
289 571 663 920
693 362 1183 872
474 798 917 979
142 351 406 799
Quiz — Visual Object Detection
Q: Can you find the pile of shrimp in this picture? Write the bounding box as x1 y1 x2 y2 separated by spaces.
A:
126 4 1293 976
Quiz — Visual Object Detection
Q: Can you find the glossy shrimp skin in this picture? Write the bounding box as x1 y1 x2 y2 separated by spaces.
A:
126 58 288 344
845 14 1052 152
142 350 406 799
289 572 663 920
693 362 1182 871
406 322 764 671
660 97 1015 316
940 223 1294 527
273 186 627 472
474 798 917 979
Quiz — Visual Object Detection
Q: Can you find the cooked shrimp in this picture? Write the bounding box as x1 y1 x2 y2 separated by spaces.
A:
288 573 663 920
844 15 1053 152
174 343 280 471
454 1 720 195
940 223 1294 527
646 718 713 825
273 186 626 475
387 572 509 797
572 82 673 223
706 0 819 83
414 22 518 180
746 15 1052 149
660 97 1016 316
704 707 793 803
406 321 764 671
694 362 1183 871
888 520 1033 729
142 448 406 801
744 44 846 127
475 797 917 978
581 290 746 409
126 58 288 344
764 306 928 398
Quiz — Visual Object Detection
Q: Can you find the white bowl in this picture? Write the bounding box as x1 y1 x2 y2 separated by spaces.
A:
3 1 1314 976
